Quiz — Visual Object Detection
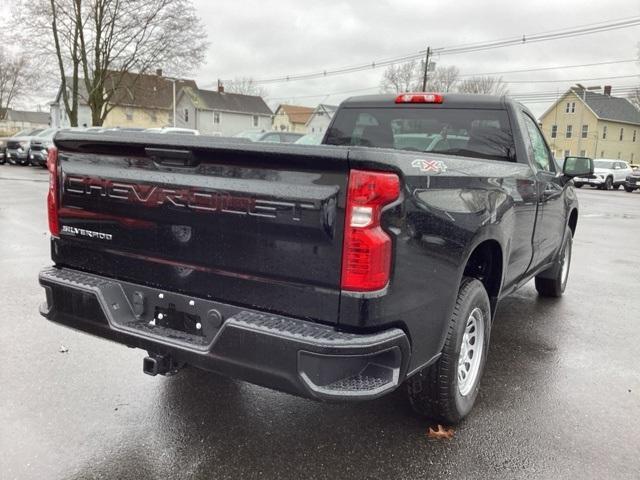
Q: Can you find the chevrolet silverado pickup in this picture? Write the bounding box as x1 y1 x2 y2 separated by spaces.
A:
38 93 593 423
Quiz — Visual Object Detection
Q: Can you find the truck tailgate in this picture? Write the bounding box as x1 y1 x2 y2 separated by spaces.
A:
52 133 349 324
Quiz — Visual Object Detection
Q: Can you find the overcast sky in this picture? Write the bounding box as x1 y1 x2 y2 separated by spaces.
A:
192 0 639 116
1 0 638 117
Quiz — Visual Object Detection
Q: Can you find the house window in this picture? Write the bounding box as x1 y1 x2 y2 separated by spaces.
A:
252 115 259 127
619 128 624 141
579 150 586 157
571 102 576 113
184 108 189 123
213 112 220 124
565 102 570 113
581 125 588 139
565 101 576 113
551 125 557 138
633 130 637 142
566 125 572 139
563 150 570 157
600 150 604 157
602 126 607 139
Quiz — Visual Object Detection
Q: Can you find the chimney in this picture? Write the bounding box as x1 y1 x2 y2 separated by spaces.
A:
217 79 224 93
156 68 163 77
603 85 611 96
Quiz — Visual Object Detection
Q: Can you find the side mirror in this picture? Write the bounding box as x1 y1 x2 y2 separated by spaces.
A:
563 156 594 178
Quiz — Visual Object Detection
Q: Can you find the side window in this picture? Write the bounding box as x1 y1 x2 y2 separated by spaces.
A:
522 113 555 172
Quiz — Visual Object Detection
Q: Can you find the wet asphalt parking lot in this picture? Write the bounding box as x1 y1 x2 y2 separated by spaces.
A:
1 164 639 480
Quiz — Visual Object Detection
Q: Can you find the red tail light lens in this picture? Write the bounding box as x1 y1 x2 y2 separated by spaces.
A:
47 146 60 236
395 93 443 104
341 170 400 291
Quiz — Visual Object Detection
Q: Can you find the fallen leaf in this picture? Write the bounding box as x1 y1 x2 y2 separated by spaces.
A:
427 424 454 440
59 345 69 353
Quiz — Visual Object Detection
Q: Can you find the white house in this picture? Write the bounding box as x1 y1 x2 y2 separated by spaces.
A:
0 109 50 135
305 104 338 135
49 78 93 128
176 86 272 136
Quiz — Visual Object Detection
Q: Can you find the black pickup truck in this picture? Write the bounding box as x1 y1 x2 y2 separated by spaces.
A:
38 93 592 423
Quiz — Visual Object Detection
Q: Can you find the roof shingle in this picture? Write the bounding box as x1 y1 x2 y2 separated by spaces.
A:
276 105 314 125
186 88 272 115
581 90 640 125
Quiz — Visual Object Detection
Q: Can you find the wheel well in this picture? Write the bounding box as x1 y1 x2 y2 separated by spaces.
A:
463 240 503 314
568 209 578 236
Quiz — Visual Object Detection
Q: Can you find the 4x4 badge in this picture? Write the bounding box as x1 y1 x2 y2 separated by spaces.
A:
412 159 447 174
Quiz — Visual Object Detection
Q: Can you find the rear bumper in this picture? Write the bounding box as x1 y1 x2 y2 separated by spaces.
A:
39 267 410 401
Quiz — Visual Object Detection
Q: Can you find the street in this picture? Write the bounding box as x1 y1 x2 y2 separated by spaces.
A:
1 164 639 480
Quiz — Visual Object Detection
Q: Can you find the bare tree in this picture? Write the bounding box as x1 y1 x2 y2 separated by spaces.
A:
224 77 268 98
457 76 508 95
426 66 460 92
16 0 208 126
0 48 36 119
380 61 418 93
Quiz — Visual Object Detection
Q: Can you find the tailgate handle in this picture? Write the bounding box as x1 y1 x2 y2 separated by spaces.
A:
146 147 198 167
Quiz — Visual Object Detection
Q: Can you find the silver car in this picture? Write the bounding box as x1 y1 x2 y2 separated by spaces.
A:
5 128 46 166
574 159 633 190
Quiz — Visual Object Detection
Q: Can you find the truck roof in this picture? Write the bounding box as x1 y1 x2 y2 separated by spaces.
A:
340 93 511 110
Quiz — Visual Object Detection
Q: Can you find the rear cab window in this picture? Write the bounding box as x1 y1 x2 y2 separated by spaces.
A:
325 106 515 162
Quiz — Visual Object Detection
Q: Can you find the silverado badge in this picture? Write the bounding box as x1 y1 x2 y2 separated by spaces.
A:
412 159 447 174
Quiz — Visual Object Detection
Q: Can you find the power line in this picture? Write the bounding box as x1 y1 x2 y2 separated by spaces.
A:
229 16 640 86
506 74 639 84
457 58 637 77
265 69 639 102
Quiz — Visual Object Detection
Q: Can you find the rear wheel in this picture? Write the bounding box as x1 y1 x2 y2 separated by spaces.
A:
535 227 572 298
574 182 583 188
603 176 613 190
406 277 491 424
625 186 635 193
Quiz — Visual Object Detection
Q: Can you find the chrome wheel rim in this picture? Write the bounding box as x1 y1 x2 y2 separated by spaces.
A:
457 307 485 396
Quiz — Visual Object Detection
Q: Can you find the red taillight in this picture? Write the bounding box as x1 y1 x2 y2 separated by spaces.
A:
395 93 443 104
47 146 60 236
341 170 400 291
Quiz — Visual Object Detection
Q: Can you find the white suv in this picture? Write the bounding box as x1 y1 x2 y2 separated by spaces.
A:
574 159 633 190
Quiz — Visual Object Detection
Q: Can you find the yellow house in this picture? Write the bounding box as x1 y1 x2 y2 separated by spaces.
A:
273 105 314 133
539 86 640 163
102 70 197 129
50 70 197 129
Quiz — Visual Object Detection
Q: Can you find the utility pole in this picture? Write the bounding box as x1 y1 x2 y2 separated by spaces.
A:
421 47 431 91
172 79 177 127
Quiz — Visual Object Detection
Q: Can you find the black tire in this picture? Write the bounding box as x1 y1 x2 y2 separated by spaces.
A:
406 277 491 424
604 176 613 190
625 186 635 193
535 227 572 298
574 182 583 188
612 183 620 190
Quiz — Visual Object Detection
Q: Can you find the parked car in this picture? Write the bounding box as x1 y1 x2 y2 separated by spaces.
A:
145 127 200 135
233 129 266 141
29 128 59 167
39 93 591 424
624 168 640 193
294 133 324 145
257 131 304 143
574 159 633 190
234 129 304 143
0 138 6 164
5 128 45 166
